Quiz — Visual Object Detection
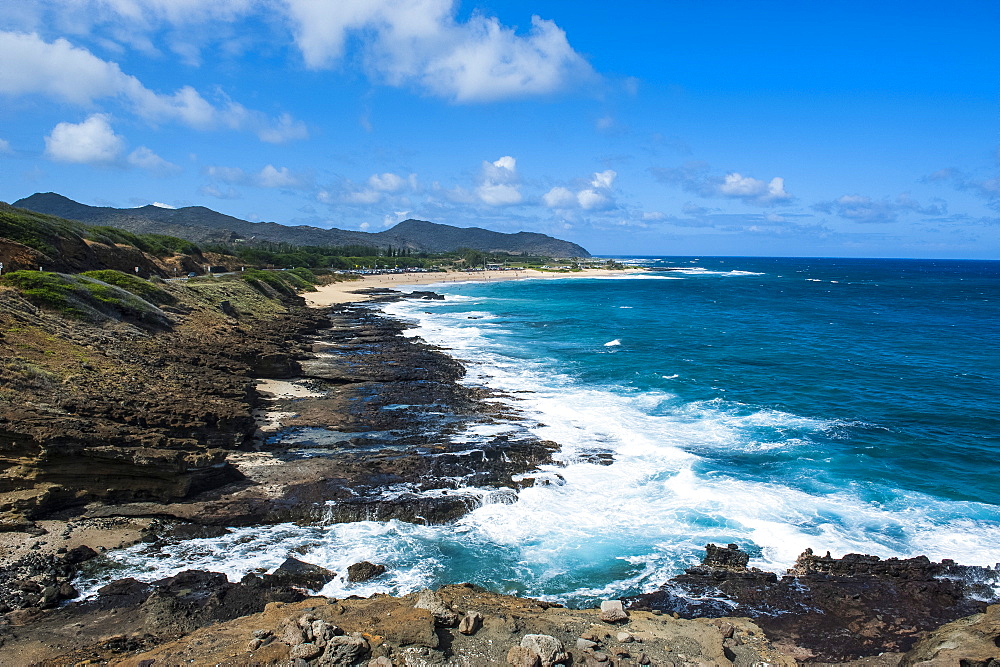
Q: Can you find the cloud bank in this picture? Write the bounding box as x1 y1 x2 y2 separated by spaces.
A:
0 31 307 142
5 1 594 103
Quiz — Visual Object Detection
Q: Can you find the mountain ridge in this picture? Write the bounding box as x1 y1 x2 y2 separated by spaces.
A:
13 193 591 258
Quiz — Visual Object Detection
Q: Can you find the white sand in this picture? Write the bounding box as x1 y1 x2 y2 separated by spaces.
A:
255 378 324 399
304 268 641 307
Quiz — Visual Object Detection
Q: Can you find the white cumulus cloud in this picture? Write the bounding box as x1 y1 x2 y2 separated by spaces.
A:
6 2 593 102
368 172 406 192
542 186 576 208
591 169 616 189
476 156 522 206
718 173 791 204
127 145 180 175
44 114 124 164
652 163 794 206
576 189 611 210
256 164 301 188
283 1 593 102
0 31 306 141
543 169 617 211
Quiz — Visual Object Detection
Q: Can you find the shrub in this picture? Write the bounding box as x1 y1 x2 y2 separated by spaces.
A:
0 270 75 310
81 269 174 304
0 270 171 328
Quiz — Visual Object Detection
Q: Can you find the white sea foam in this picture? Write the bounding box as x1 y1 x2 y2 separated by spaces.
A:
79 283 1000 605
665 267 765 277
590 274 683 280
604 339 621 347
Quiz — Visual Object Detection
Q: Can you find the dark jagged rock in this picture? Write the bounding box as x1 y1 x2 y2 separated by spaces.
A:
702 543 750 570
105 300 559 529
0 546 97 612
267 557 336 592
409 290 446 300
626 543 1000 661
347 561 386 583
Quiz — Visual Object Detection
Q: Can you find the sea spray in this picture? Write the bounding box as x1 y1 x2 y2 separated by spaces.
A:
80 257 1000 607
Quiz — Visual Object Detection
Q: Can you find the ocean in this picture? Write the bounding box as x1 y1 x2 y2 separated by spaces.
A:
84 257 1000 607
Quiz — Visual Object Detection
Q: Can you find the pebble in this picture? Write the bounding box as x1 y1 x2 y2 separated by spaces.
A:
616 631 633 643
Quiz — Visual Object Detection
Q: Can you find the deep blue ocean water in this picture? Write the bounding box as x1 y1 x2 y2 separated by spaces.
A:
85 257 1000 606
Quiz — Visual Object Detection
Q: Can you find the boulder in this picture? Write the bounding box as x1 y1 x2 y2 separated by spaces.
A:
599 600 628 623
703 542 750 569
320 635 369 664
507 645 541 667
347 561 386 583
458 610 483 635
520 634 568 666
414 588 459 627
270 557 336 592
290 642 323 660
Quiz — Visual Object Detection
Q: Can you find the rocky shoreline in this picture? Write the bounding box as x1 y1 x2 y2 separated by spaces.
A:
2 282 999 664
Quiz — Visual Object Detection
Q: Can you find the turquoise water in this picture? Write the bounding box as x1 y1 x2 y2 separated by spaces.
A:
86 257 1000 606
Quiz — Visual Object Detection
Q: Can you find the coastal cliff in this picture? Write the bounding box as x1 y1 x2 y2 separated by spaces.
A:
1 268 999 663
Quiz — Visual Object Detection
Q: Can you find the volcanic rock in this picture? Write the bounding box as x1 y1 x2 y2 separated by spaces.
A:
626 543 1000 661
346 560 385 583
269 557 336 592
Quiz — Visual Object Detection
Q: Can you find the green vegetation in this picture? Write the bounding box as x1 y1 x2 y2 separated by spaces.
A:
239 268 317 296
203 241 435 271
85 226 201 257
0 202 201 258
0 203 84 256
0 270 171 327
0 270 76 310
201 240 565 271
81 269 174 303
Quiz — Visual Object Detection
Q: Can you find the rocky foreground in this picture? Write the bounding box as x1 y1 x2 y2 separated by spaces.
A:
2 281 1000 664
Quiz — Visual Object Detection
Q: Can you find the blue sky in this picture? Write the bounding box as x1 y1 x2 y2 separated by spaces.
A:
1 1 998 258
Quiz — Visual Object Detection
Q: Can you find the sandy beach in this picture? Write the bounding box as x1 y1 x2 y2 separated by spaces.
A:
303 267 639 307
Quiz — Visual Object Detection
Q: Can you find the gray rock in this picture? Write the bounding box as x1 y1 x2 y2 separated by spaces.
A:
368 658 393 667
576 638 598 650
616 631 633 643
458 610 483 635
414 589 459 627
520 634 567 666
506 645 541 667
312 619 339 646
599 600 628 623
279 620 307 646
319 635 369 665
290 642 323 660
